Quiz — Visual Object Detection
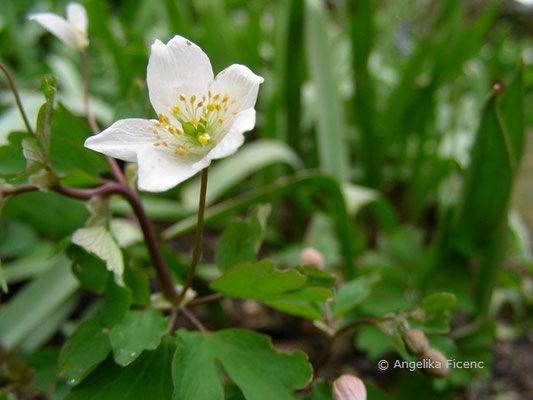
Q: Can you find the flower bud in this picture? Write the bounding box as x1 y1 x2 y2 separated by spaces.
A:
332 374 367 400
419 348 449 378
403 328 429 356
299 247 325 269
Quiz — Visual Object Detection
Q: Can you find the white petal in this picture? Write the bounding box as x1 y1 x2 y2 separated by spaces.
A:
84 118 159 162
196 108 256 167
212 64 264 113
147 36 214 117
66 2 87 33
28 13 79 49
136 145 204 192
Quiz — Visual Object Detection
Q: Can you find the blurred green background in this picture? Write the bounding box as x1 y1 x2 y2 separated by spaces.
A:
1 0 533 398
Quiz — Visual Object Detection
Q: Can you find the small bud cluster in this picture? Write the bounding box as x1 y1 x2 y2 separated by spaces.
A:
402 328 449 378
403 328 429 356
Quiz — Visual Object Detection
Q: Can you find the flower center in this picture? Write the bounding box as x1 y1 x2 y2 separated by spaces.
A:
149 91 237 156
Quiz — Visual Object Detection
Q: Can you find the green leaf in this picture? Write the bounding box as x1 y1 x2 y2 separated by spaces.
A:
182 140 303 207
101 277 132 328
347 0 380 187
331 274 380 318
21 137 45 172
71 197 124 278
35 89 55 160
420 292 457 313
109 309 168 366
173 329 312 400
453 67 524 254
3 191 88 239
123 266 151 306
305 0 349 181
72 227 124 278
0 132 26 177
67 246 110 295
66 339 175 400
49 104 108 176
295 266 335 288
212 261 333 320
58 318 111 384
0 255 78 348
210 260 306 300
265 300 323 321
0 258 6 294
304 383 331 400
215 204 271 272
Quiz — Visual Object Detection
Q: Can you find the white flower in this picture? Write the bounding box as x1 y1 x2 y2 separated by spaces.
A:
84 35 264 192
29 2 89 50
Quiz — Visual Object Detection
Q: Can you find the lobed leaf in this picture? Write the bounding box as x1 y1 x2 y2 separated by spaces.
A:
173 329 313 400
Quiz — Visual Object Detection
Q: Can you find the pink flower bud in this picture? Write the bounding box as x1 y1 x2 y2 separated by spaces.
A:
299 247 325 269
403 328 429 356
332 374 367 400
419 348 449 378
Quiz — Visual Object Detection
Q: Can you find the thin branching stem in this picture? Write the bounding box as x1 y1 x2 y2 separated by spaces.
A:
187 292 223 307
0 62 34 135
176 168 209 306
181 306 208 335
2 182 179 304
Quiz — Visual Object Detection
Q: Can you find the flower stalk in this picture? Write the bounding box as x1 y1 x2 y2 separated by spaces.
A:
176 167 209 306
0 62 34 135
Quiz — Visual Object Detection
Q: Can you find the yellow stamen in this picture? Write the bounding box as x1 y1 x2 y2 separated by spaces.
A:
190 95 196 104
206 103 215 112
174 144 188 155
171 104 180 114
179 94 186 101
198 134 210 146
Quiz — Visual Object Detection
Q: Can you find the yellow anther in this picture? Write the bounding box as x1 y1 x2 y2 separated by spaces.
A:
158 114 169 124
153 142 161 147
171 104 180 114
206 103 215 112
190 95 196 104
208 90 212 98
179 94 186 101
198 134 210 146
215 104 221 111
154 121 161 127
217 118 224 125
222 94 229 103
197 101 203 107
162 142 168 147
213 93 220 100
168 125 179 134
174 144 188 155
